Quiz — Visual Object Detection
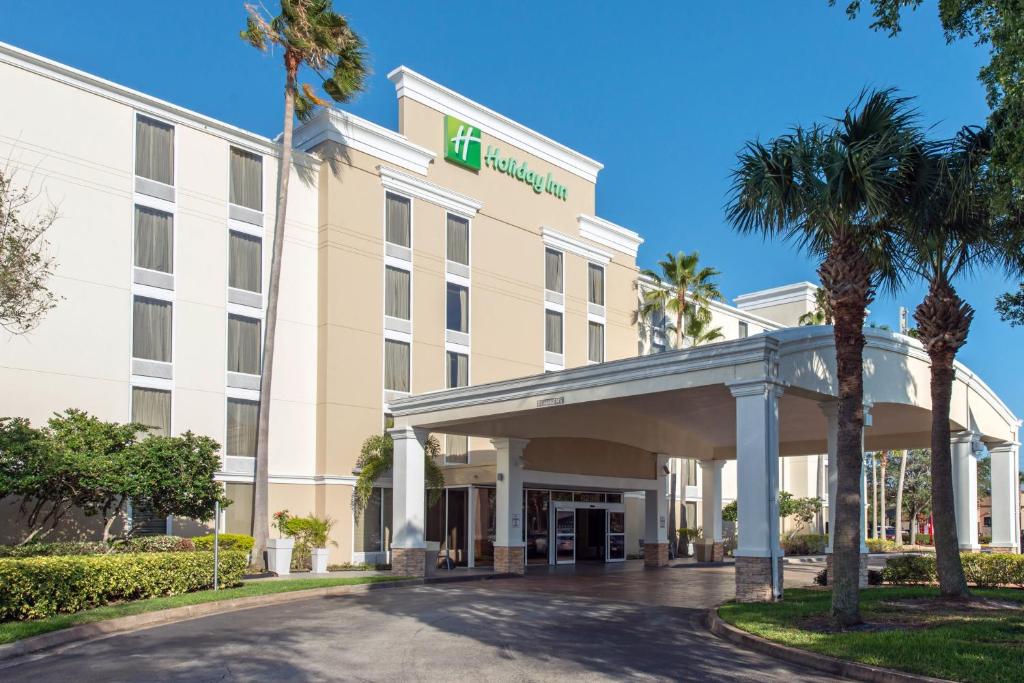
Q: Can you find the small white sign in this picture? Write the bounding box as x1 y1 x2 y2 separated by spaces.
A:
512 513 521 529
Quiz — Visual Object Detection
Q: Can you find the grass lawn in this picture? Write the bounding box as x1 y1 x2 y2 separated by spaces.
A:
0 575 408 645
719 587 1024 683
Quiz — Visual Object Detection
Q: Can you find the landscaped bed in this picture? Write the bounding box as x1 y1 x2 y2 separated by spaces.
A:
0 575 408 645
719 586 1024 683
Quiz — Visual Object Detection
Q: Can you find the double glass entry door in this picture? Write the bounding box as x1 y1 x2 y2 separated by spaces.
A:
553 503 626 564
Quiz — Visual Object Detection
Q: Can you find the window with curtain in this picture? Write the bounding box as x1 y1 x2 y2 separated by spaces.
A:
131 387 171 435
588 263 605 305
738 321 749 338
545 248 563 293
545 309 563 354
685 459 698 486
135 115 174 185
446 434 469 465
132 296 172 362
446 351 468 388
384 339 410 392
228 314 261 375
588 321 604 363
385 193 411 247
446 283 468 333
229 231 262 293
229 147 263 211
446 214 469 265
385 266 410 320
354 487 383 552
134 206 173 273
226 398 259 457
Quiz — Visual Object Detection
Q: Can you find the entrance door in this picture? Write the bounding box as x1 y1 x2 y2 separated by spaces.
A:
607 510 626 562
575 508 606 562
554 508 575 564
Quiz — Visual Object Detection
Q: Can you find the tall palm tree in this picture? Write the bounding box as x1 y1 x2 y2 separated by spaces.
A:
727 90 919 626
798 287 834 325
899 126 1023 596
637 251 723 349
241 0 368 568
683 306 725 346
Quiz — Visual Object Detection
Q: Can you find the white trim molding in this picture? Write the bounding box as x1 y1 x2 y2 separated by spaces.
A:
733 281 818 311
541 226 612 265
388 66 604 183
578 214 643 258
378 166 482 217
293 107 435 176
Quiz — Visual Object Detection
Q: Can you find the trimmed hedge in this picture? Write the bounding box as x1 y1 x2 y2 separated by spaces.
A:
0 536 196 558
0 551 247 620
882 552 1024 587
112 536 195 553
865 538 898 553
781 533 828 556
193 533 254 553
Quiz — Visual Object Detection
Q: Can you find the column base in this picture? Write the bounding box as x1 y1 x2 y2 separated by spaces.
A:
825 553 870 588
494 545 526 574
735 556 783 602
987 545 1016 554
390 547 426 577
644 542 669 567
695 541 724 562
959 544 982 553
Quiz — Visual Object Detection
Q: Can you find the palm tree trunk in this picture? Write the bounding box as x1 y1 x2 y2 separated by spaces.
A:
816 453 826 534
880 453 887 539
872 454 878 539
895 450 907 546
909 506 918 546
821 236 870 627
252 53 298 570
916 279 972 597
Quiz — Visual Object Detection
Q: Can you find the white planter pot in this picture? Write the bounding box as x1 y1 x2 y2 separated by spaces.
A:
267 537 294 575
310 547 330 573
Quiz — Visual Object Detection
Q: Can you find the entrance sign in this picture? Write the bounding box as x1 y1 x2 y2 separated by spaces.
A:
445 115 481 170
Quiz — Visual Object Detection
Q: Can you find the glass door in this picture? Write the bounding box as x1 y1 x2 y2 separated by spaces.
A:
555 507 575 564
607 510 626 562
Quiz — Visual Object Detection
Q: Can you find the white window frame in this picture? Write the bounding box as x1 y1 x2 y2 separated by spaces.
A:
225 308 264 388
544 304 565 371
587 320 605 364
133 111 177 192
129 285 175 384
227 145 266 216
382 191 414 408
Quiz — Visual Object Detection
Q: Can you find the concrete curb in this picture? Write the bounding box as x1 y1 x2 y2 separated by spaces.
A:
0 572 513 666
705 608 950 683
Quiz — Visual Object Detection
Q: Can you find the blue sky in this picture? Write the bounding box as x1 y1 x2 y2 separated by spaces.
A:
3 1 1021 428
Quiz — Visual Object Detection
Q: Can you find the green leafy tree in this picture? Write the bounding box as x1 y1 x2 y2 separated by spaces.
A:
777 491 824 527
635 251 723 349
900 449 932 545
727 90 920 626
995 285 1024 325
682 306 725 346
352 433 445 517
241 0 369 567
799 287 834 325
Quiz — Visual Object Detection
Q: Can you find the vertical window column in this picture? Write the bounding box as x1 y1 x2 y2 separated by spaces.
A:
444 213 471 463
384 193 413 403
543 247 564 371
586 263 605 364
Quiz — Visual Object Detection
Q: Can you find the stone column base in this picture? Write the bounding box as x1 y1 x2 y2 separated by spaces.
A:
988 545 1017 554
825 553 870 587
735 556 784 602
494 545 526 574
390 547 426 577
959 545 982 553
695 541 724 562
644 542 669 567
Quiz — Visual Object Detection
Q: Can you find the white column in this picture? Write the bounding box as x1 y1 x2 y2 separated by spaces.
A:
645 454 670 545
989 442 1019 552
389 426 427 550
951 431 981 551
493 437 529 548
820 401 839 553
729 379 785 600
699 460 725 544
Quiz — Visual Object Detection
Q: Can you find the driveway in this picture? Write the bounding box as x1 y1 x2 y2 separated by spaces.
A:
3 560 841 682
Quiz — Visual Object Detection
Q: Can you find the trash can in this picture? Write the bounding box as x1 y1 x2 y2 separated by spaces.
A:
425 541 440 577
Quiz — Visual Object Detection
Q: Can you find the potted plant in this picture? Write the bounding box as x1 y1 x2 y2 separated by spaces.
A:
306 516 335 573
267 509 295 575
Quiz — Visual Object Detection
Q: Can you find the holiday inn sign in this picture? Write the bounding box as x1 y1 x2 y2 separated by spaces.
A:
445 115 568 201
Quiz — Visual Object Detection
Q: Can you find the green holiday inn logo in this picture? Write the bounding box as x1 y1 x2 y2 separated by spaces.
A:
443 114 568 201
445 115 481 170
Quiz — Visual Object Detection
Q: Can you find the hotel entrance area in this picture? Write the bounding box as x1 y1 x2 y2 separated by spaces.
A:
425 486 631 569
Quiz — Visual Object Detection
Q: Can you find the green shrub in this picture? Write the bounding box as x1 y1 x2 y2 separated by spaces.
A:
910 533 932 545
0 541 110 558
0 551 247 621
814 567 828 586
882 554 937 584
961 553 1019 588
280 516 334 569
865 538 897 553
111 536 194 553
781 533 828 556
193 534 255 553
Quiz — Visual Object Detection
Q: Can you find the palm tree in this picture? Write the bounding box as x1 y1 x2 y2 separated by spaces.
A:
899 126 1023 596
637 251 723 349
352 433 445 515
241 0 368 568
683 307 725 346
727 90 919 626
798 287 833 325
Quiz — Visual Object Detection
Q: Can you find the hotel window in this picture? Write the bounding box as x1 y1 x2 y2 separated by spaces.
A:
447 351 468 388
384 339 410 392
446 214 469 265
588 322 604 363
132 296 172 362
134 206 173 273
544 248 563 293
446 283 468 333
385 266 411 320
226 398 259 457
228 314 261 375
588 264 605 306
446 435 469 465
229 231 262 293
229 147 263 211
684 458 697 486
354 487 392 553
135 115 174 185
738 321 749 338
385 193 411 247
131 387 171 436
545 309 563 354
